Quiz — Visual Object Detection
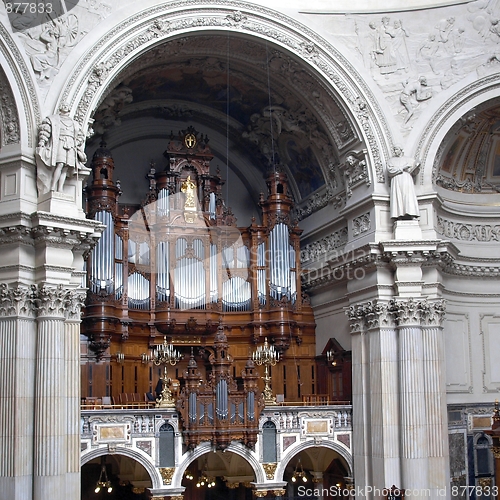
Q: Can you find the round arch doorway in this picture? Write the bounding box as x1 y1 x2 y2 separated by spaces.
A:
182 450 255 500
283 448 351 499
82 454 152 500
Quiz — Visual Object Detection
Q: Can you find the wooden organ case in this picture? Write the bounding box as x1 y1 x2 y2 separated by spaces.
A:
82 127 316 448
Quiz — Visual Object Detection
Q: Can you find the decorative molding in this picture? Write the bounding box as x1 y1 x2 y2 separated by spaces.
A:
436 215 500 242
62 1 387 186
0 283 36 318
300 227 348 263
352 212 371 236
339 150 370 198
345 297 446 331
262 462 277 480
159 467 176 485
417 73 500 177
0 64 20 145
0 22 40 146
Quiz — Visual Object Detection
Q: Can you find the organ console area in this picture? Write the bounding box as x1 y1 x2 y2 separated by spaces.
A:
81 126 318 445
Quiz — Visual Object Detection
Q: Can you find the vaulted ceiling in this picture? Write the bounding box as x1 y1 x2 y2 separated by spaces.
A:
85 33 358 222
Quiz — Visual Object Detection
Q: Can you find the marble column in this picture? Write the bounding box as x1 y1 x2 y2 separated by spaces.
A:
65 290 86 497
32 286 73 499
347 303 372 494
421 300 449 498
0 285 37 500
394 299 429 493
365 301 401 490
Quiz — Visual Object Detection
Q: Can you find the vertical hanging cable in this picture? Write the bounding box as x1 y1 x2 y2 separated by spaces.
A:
265 40 276 172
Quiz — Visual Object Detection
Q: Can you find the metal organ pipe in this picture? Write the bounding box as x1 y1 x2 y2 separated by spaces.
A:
90 210 114 294
269 223 291 299
216 379 228 420
158 188 169 216
115 234 123 299
156 241 170 302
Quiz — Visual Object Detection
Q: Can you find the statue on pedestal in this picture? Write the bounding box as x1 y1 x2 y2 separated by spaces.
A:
387 146 420 220
35 102 87 193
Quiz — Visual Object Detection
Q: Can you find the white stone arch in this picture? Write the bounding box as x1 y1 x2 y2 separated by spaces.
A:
81 445 163 489
415 73 500 188
0 23 41 149
171 440 266 487
275 439 353 482
57 0 394 189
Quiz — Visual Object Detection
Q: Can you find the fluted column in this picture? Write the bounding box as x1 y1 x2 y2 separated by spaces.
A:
421 300 449 498
0 285 37 500
65 290 86 496
347 300 401 494
393 299 429 493
365 301 401 490
346 303 371 493
33 285 78 500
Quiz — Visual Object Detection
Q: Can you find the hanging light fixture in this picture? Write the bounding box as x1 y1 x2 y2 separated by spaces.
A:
94 460 113 493
291 458 307 483
195 457 216 488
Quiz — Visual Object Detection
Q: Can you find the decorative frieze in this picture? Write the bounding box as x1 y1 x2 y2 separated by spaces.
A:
352 213 371 236
437 215 500 242
300 227 348 263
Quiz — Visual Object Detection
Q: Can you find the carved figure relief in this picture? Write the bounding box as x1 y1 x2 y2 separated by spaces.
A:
35 103 88 194
22 14 79 82
400 76 433 125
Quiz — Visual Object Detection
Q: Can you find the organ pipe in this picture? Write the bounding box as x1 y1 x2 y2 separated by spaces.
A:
90 210 114 294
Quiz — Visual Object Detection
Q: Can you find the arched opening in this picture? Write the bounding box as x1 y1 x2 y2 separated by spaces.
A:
81 454 152 500
182 451 255 500
283 448 351 498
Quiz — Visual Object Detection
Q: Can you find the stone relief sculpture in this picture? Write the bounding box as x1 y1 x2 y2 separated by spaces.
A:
386 146 420 220
400 76 433 125
22 15 79 82
35 103 88 194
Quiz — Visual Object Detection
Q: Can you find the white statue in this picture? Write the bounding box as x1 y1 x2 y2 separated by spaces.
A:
387 146 420 220
36 102 87 193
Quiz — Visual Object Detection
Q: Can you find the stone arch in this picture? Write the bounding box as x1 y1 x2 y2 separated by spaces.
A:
275 440 352 482
415 74 500 187
172 441 265 487
0 24 41 149
58 0 392 188
81 446 163 489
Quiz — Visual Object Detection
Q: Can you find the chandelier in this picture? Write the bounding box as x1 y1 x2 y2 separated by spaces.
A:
152 336 182 407
94 462 113 493
291 459 308 483
252 337 280 405
196 458 216 488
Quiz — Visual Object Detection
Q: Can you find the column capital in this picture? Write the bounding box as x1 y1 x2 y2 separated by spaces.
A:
0 283 37 318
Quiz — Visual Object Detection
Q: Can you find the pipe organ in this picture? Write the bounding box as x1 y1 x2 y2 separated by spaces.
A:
82 126 317 444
